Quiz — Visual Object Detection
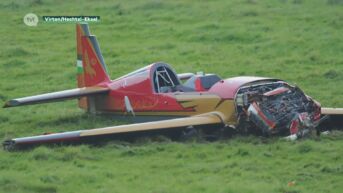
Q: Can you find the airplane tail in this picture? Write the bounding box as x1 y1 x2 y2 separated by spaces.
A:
3 23 111 110
76 23 110 87
76 23 110 110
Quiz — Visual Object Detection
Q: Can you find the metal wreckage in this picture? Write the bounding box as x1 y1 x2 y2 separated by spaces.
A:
3 24 343 150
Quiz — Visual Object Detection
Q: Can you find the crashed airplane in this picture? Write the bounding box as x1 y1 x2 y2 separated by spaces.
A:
3 23 343 150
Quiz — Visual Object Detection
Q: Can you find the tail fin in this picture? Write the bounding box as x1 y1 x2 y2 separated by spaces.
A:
76 23 90 88
76 23 110 87
81 35 110 86
76 23 110 111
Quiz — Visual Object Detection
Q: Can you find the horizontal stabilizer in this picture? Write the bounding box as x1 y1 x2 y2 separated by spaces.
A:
3 87 109 108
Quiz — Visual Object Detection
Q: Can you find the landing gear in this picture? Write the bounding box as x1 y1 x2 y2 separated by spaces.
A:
180 126 200 141
180 125 236 141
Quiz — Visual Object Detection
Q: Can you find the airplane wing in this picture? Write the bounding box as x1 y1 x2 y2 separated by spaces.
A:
3 112 224 150
3 87 109 108
321 108 343 115
319 107 343 131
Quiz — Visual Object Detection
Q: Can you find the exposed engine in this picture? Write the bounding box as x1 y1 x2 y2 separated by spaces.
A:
235 81 321 136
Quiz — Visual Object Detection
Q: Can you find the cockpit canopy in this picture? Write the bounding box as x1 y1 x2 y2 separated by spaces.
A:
152 63 180 93
151 62 221 93
116 62 221 93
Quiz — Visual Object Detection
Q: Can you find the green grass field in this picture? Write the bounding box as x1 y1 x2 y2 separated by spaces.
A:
0 0 342 192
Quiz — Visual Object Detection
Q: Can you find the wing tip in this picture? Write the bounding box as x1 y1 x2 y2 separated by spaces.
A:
3 100 19 108
3 139 16 151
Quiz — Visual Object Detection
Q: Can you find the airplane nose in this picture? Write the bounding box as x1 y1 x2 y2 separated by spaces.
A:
235 83 320 136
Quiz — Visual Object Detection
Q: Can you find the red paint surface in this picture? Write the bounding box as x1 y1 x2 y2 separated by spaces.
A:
209 76 280 99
